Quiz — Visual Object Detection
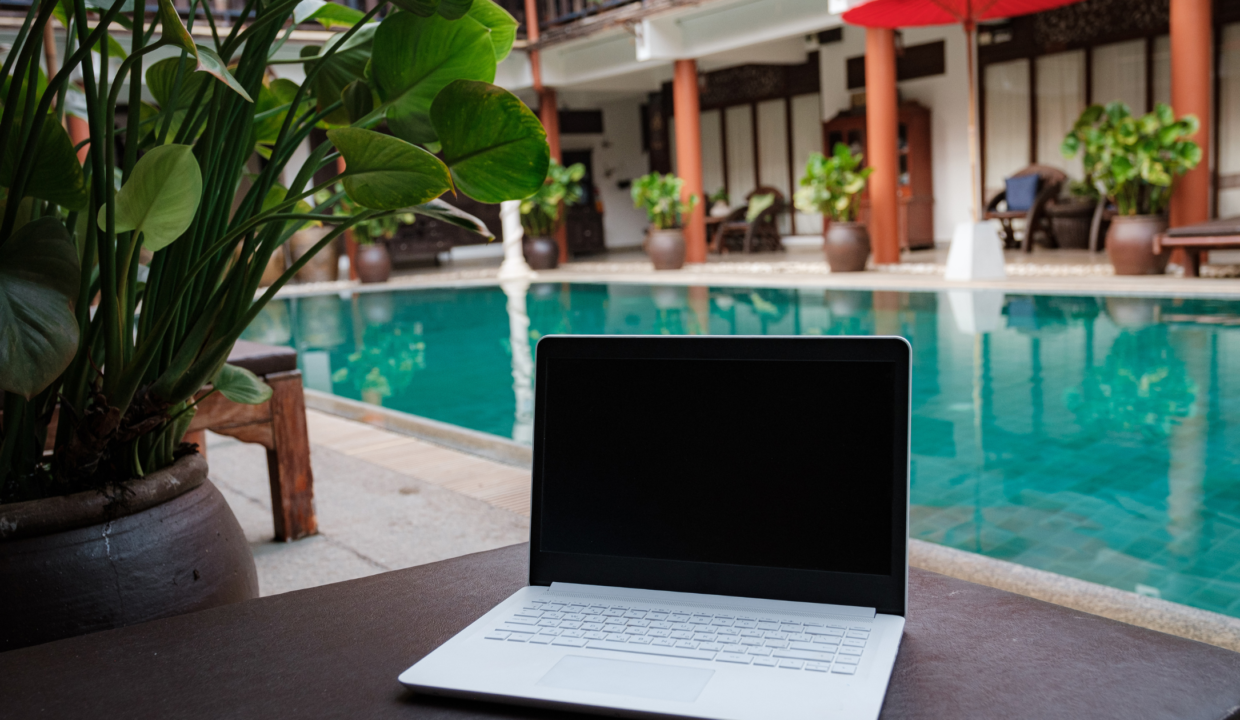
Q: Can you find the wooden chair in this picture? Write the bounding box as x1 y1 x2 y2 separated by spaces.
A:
184 340 317 541
710 187 786 254
984 165 1067 252
1154 216 1240 277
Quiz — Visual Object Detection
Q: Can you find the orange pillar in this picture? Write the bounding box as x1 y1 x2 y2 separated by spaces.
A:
68 115 90 164
539 88 567 263
1170 0 1211 233
865 27 900 265
673 59 706 264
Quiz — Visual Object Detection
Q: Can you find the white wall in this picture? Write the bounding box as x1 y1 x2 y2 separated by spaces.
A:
561 98 652 250
817 25 973 243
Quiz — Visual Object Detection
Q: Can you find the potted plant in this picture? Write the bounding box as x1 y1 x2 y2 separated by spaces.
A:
318 184 417 282
708 187 731 218
518 159 585 269
631 172 697 270
0 0 546 650
794 143 874 272
1061 102 1201 274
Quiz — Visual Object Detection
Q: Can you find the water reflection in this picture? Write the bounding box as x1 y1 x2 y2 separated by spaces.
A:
245 283 1240 618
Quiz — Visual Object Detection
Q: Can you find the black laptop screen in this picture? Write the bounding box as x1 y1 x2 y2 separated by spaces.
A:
539 357 895 577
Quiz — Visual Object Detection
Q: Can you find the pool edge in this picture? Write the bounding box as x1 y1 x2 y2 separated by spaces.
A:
910 538 1240 653
303 389 532 468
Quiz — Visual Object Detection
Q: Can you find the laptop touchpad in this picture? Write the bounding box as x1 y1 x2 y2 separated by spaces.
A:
536 656 713 703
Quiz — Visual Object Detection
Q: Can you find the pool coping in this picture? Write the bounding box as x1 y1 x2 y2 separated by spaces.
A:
305 394 1240 652
268 267 1240 301
302 389 533 467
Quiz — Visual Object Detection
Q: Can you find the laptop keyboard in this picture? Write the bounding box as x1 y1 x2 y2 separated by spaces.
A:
483 598 870 675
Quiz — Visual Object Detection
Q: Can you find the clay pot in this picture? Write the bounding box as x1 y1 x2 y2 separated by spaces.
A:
355 242 392 283
290 226 339 283
823 221 871 272
0 453 257 651
646 229 686 270
1107 215 1169 275
523 237 560 270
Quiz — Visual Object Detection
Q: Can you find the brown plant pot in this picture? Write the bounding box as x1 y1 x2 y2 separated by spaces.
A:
823 221 871 272
646 229 686 270
0 453 257 651
1107 215 1169 275
290 226 339 283
355 242 392 283
523 236 560 270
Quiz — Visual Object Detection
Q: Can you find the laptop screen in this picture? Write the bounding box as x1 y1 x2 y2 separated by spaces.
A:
539 356 896 578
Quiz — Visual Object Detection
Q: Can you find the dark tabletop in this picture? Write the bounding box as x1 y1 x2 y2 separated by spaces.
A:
3 543 1239 720
1165 216 1240 237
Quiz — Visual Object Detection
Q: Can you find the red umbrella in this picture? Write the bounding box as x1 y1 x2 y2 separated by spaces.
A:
842 0 1086 221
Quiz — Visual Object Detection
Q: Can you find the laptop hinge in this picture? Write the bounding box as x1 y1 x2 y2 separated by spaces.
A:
547 582 877 619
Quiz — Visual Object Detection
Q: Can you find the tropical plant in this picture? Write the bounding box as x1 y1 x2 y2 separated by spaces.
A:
316 182 416 244
793 143 873 222
631 172 697 230
708 187 730 206
1061 102 1202 216
0 0 548 504
519 159 585 236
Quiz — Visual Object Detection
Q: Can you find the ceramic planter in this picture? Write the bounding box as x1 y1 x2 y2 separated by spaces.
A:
355 242 393 283
0 453 257 651
290 226 339 283
523 236 560 269
646 229 686 270
823 221 870 272
1107 215 1169 275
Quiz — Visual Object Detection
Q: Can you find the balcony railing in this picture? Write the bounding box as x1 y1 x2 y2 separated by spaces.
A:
493 0 638 37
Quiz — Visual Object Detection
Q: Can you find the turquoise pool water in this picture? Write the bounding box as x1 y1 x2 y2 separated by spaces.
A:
244 283 1240 618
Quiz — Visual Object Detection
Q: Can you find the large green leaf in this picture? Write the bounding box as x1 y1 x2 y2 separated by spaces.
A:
371 11 495 146
389 0 439 17
468 0 518 62
302 23 377 126
0 114 89 211
211 363 272 404
146 55 213 110
438 0 472 20
0 218 81 399
328 128 452 210
431 80 548 203
158 0 253 102
100 144 203 251
293 0 366 27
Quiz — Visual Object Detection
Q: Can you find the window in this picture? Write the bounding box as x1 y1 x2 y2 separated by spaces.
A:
1036 50 1085 178
984 59 1031 198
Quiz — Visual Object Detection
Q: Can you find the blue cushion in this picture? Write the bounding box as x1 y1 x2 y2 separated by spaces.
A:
1005 174 1040 213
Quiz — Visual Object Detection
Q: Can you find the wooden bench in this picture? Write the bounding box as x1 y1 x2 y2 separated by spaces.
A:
184 340 317 541
1154 216 1240 277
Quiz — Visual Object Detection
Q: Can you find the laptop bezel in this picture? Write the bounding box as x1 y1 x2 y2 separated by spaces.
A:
528 335 911 617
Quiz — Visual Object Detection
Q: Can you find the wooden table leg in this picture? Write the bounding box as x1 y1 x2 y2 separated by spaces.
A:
265 371 317 541
1184 249 1202 277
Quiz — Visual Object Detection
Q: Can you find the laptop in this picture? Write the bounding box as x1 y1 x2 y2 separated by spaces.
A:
399 335 911 720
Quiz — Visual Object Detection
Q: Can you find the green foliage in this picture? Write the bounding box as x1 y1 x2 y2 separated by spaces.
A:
101 144 203 251
519 159 585 236
793 143 873 222
315 181 416 244
1061 102 1202 216
211 364 273 405
0 219 80 398
631 172 697 230
708 187 729 205
0 0 543 503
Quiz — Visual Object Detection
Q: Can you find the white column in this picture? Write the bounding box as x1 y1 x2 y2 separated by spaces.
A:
498 200 534 280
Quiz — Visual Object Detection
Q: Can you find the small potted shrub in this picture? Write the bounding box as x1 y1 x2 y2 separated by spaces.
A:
632 172 697 270
1062 102 1201 274
794 143 874 272
319 184 415 283
708 187 732 218
519 160 586 269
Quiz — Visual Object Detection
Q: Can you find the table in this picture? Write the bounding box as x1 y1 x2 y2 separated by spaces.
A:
1155 217 1240 277
3 543 1239 719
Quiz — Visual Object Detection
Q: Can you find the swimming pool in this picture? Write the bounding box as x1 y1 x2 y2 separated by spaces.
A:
244 283 1240 618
